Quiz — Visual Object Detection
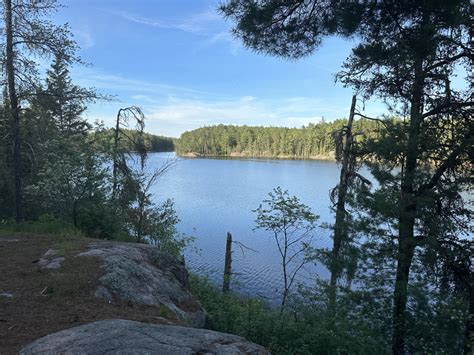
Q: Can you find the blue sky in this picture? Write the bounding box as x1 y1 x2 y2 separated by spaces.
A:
54 0 386 137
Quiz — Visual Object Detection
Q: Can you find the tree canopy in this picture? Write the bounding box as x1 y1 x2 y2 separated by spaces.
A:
176 119 381 159
0 0 185 257
221 1 473 353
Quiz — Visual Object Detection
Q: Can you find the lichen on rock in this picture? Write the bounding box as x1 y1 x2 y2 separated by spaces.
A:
37 248 65 270
20 319 270 354
77 241 206 327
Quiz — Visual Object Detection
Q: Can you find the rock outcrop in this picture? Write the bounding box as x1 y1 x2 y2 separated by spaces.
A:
78 241 206 327
20 319 270 354
36 248 65 269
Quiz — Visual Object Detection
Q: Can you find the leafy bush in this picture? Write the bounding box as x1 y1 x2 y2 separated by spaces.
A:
75 203 128 241
190 274 391 355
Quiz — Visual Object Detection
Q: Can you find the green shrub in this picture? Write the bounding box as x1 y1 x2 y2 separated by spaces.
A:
75 203 127 241
189 274 391 355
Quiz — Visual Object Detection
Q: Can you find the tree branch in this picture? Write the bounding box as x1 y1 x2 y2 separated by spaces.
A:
416 131 471 195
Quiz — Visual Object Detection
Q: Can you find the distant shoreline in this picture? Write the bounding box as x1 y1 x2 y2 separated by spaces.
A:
176 151 337 162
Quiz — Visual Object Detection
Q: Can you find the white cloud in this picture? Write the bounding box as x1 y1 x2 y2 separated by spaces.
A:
127 96 342 137
71 67 207 98
198 30 241 55
113 8 240 55
76 70 384 138
85 93 341 137
74 29 95 49
116 9 221 33
86 91 388 137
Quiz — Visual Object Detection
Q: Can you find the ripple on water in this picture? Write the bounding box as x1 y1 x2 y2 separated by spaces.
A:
149 153 371 304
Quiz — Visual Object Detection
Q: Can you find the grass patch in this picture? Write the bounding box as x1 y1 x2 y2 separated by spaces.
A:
45 256 100 298
158 303 173 318
0 215 83 238
50 234 89 255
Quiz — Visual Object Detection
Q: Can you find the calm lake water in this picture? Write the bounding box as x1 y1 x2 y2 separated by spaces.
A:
149 152 370 304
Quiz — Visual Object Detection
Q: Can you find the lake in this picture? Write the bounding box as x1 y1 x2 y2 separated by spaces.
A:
149 152 369 304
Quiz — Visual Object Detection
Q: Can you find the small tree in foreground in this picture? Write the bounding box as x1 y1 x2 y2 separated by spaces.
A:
107 106 190 258
254 187 318 312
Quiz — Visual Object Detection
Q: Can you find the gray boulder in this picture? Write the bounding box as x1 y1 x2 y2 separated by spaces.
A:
78 242 206 327
20 319 270 354
37 248 65 269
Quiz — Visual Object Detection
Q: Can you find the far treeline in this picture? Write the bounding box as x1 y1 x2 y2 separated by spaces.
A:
175 119 382 159
0 1 472 355
94 128 175 153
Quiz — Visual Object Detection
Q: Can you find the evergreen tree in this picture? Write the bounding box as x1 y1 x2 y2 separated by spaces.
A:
42 53 97 136
221 1 473 353
175 120 380 159
0 0 78 221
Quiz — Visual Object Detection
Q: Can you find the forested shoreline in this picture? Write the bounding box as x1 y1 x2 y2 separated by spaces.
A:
175 119 381 160
0 0 472 354
94 128 175 153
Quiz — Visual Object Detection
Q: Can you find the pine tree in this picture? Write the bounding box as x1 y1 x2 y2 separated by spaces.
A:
221 1 473 353
43 53 96 136
1 0 78 221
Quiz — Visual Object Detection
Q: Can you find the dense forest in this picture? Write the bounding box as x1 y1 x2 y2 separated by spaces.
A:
175 119 381 159
94 129 175 153
0 0 184 256
0 0 472 354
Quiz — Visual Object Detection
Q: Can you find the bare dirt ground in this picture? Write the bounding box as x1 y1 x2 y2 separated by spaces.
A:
0 233 174 354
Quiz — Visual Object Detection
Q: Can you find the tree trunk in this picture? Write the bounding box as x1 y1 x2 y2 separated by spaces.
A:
72 200 78 227
280 229 289 313
112 109 121 198
328 95 356 314
281 262 288 314
392 222 415 355
464 283 473 354
222 232 232 293
4 0 23 222
392 61 424 355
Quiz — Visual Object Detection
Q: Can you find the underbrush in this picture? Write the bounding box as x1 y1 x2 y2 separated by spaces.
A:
0 213 135 243
190 273 469 354
189 274 390 355
0 214 82 237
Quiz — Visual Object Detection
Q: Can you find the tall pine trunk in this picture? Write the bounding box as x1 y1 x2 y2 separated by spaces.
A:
4 0 23 222
328 95 356 314
392 62 424 355
392 219 415 355
465 285 473 354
